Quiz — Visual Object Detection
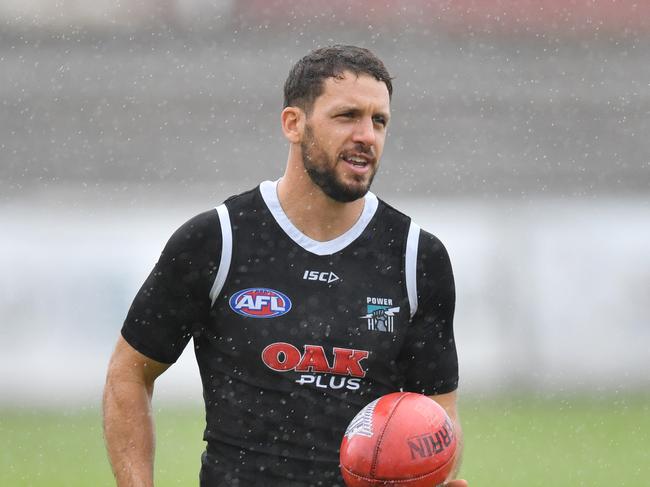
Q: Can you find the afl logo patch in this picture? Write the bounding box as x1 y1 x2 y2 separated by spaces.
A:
229 288 292 318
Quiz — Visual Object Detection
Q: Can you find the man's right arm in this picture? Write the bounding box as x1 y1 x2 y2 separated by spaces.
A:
103 335 170 487
103 209 220 485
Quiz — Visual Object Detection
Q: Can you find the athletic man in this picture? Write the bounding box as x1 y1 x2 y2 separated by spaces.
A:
103 45 468 487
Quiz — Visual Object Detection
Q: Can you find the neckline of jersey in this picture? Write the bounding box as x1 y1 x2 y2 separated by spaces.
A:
259 179 379 256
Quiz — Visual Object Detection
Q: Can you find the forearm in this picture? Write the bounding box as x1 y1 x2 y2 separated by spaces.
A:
449 413 464 479
428 391 464 481
103 376 156 487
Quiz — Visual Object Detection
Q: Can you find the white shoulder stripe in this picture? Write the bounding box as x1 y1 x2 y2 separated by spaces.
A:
405 222 421 319
209 204 233 306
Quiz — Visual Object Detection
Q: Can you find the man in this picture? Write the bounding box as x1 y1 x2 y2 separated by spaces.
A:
103 45 468 487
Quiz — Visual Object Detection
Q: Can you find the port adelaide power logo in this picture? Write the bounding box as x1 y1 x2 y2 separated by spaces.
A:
360 297 400 333
229 288 292 318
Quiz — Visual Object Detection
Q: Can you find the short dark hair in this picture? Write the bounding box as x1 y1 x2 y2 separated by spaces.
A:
283 45 393 112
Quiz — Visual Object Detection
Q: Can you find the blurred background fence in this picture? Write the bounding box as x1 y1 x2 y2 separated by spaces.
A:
1 0 649 407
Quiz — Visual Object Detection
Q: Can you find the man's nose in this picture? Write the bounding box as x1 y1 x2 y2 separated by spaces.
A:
352 117 376 147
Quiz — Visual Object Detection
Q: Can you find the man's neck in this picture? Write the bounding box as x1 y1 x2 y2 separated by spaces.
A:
276 173 366 243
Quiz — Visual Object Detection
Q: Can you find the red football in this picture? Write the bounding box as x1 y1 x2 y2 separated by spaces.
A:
340 392 457 487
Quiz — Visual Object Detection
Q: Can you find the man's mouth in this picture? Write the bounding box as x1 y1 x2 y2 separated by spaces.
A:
340 153 373 170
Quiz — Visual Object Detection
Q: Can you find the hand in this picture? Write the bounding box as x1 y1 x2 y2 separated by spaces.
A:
444 480 468 487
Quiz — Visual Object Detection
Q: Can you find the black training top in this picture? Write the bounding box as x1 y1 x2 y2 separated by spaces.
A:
121 180 458 486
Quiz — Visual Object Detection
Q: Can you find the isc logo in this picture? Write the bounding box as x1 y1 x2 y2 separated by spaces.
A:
229 288 292 318
303 270 340 283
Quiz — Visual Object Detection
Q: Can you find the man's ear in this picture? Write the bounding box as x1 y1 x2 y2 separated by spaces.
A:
281 106 305 144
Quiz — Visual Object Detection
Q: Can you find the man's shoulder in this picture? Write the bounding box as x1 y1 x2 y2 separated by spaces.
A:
176 184 261 235
222 184 262 210
375 196 447 253
375 196 411 223
161 209 222 259
167 183 264 248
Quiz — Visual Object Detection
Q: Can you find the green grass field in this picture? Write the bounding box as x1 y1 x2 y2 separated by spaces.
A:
1 394 648 486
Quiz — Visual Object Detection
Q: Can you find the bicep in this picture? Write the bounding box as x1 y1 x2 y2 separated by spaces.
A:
106 335 171 391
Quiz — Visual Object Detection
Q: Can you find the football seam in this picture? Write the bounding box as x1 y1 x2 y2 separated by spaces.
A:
369 392 411 478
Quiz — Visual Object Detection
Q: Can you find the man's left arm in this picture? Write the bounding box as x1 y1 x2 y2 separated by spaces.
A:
401 227 467 485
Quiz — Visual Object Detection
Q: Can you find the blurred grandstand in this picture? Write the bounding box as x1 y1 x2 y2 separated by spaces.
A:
1 0 649 197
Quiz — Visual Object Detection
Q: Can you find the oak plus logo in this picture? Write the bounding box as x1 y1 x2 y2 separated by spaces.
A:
262 342 369 391
229 288 292 318
302 270 340 284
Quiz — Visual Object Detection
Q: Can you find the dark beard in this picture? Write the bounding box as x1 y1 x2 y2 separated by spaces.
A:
300 124 375 203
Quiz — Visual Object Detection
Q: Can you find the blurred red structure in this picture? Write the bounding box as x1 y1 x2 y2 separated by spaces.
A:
233 0 650 36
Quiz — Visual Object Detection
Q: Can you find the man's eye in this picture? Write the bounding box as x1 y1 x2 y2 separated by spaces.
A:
373 117 387 126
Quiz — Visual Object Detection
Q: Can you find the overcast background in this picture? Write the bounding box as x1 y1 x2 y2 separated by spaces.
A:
1 0 649 406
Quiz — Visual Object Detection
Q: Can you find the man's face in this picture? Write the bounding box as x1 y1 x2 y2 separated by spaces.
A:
299 71 391 203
